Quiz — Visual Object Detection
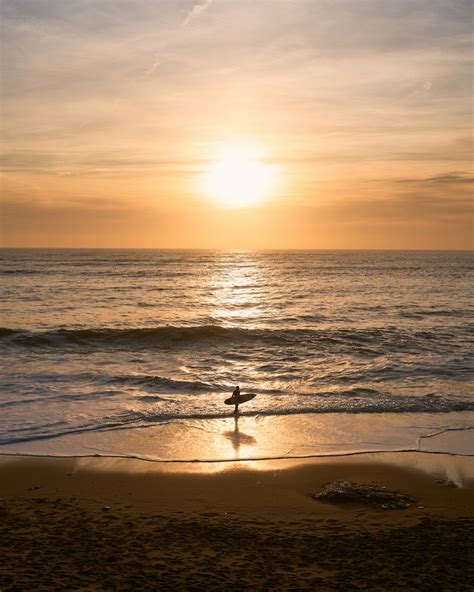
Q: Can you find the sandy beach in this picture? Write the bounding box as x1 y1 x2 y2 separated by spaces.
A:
1 452 473 591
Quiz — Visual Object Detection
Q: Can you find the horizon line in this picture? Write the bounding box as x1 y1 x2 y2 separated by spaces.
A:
1 247 472 252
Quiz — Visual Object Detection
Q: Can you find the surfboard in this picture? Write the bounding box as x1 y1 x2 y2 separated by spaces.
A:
224 393 256 405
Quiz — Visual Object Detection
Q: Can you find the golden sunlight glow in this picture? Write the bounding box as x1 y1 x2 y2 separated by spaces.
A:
202 144 274 209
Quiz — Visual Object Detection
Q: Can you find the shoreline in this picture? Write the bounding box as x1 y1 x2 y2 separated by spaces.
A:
1 452 473 590
0 445 474 464
2 411 473 463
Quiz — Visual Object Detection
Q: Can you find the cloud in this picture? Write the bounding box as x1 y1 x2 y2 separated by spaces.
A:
0 152 205 174
182 0 213 26
299 191 473 229
421 173 474 185
397 172 474 185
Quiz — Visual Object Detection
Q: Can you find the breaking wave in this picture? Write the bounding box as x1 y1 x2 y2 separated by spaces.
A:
1 325 471 355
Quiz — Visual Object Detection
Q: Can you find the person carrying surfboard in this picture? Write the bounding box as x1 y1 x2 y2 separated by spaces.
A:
224 386 256 414
231 386 240 414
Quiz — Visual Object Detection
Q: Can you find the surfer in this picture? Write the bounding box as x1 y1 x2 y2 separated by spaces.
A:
224 386 255 413
231 386 240 415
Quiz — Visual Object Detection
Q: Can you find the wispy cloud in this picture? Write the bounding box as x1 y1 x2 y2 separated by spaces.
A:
397 172 474 185
182 0 213 26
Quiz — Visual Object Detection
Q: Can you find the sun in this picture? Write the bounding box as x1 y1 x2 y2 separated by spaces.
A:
202 144 274 209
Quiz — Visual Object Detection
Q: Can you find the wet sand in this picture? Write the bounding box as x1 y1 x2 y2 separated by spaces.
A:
1 453 473 591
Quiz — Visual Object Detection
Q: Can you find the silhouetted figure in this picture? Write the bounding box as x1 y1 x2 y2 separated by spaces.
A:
231 385 240 415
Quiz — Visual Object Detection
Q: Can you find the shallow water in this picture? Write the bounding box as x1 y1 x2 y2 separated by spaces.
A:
1 249 473 459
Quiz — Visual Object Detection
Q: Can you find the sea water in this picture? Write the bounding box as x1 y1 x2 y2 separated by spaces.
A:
1 249 473 461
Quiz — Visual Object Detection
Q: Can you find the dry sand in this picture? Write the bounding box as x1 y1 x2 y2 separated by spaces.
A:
0 452 473 591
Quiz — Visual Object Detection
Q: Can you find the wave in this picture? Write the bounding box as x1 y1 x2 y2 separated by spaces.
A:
0 325 280 348
398 309 469 319
0 269 39 275
106 373 223 393
1 324 470 353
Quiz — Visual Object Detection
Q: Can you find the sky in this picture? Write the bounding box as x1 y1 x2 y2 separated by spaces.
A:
1 0 473 249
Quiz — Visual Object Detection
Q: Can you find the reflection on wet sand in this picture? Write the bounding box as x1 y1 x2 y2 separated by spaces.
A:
224 416 256 458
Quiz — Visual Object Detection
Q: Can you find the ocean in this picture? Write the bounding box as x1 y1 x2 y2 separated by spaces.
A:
1 249 473 462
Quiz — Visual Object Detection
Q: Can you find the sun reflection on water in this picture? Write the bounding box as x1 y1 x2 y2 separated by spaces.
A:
224 416 257 459
207 253 267 326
